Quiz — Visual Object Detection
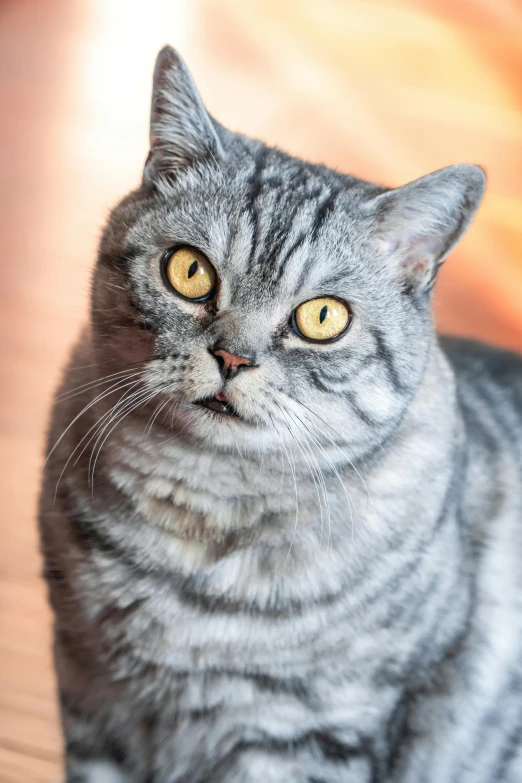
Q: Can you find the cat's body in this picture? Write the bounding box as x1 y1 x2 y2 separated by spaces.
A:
40 47 522 782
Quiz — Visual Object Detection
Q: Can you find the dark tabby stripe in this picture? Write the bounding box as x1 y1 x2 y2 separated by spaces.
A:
310 188 340 242
492 716 522 781
244 146 270 272
203 729 377 781
369 326 406 392
59 485 352 619
66 736 128 767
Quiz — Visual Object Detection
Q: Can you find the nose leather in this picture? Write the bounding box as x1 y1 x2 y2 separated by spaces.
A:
211 348 255 380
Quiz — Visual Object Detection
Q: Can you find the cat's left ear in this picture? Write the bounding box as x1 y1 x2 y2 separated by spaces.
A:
365 164 486 293
143 46 223 187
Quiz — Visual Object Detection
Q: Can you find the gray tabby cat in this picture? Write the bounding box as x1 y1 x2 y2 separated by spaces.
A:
39 46 522 783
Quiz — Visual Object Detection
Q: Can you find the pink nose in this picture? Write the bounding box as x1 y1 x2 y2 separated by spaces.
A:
211 348 255 380
213 349 252 371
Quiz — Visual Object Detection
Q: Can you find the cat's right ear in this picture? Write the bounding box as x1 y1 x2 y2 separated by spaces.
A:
143 46 222 187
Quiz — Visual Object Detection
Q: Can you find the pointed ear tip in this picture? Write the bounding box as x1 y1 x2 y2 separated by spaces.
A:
450 162 487 189
464 164 488 205
154 44 184 73
471 163 487 187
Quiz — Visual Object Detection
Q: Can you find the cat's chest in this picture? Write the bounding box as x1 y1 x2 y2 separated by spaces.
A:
89 514 353 660
91 541 392 701
88 464 362 675
108 430 310 535
105 430 353 587
93 430 433 683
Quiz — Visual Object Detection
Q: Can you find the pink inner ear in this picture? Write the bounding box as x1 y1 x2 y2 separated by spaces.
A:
400 256 430 277
379 231 401 255
379 228 447 280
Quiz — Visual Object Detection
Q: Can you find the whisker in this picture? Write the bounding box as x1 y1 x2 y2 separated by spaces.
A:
265 415 286 513
289 404 359 546
142 397 171 441
293 399 376 523
53 379 145 500
269 413 299 572
56 367 145 404
71 383 146 467
168 395 184 429
88 386 162 494
272 400 328 550
47 376 146 464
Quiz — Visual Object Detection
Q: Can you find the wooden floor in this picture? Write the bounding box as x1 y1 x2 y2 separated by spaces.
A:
0 0 521 779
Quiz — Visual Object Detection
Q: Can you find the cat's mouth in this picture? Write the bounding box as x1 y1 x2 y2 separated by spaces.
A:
195 391 240 418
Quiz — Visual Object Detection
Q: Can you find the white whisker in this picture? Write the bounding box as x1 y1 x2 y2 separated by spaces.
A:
294 399 376 524
53 379 145 500
290 405 359 547
47 375 146 463
56 366 145 403
273 400 328 551
269 413 299 572
88 386 162 494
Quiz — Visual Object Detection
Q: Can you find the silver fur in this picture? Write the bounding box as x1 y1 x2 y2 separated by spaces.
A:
40 47 522 782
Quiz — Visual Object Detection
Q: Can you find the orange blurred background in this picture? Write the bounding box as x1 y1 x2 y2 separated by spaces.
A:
0 0 521 778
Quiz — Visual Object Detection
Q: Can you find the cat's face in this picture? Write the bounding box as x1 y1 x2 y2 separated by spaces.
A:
91 47 485 459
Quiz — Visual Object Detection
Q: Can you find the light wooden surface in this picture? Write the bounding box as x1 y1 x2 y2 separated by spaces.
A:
0 0 521 779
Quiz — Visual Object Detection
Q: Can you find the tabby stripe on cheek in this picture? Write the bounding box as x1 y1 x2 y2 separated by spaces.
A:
369 326 406 392
343 390 378 427
120 244 143 266
308 371 377 427
309 369 335 394
311 352 379 390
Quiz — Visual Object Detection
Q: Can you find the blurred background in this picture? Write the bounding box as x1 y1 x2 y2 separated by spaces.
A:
0 0 521 778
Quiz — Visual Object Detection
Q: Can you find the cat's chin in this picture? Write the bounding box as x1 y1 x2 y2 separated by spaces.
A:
171 400 283 455
190 400 255 429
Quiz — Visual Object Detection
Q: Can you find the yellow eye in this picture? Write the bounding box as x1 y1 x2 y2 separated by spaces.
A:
293 297 351 342
164 247 216 301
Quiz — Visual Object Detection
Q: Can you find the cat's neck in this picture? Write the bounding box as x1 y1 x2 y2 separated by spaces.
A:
92 337 463 551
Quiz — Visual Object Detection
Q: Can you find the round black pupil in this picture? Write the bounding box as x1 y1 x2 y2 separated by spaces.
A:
187 260 198 279
319 305 328 324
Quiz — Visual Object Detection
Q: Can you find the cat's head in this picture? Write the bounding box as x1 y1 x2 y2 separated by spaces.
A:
91 46 485 459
